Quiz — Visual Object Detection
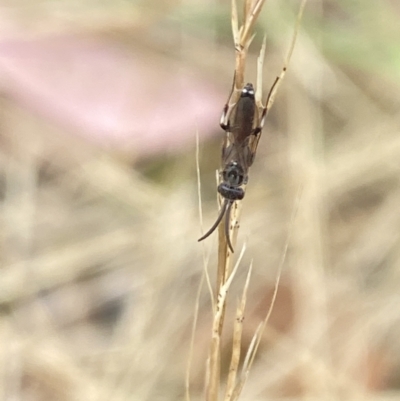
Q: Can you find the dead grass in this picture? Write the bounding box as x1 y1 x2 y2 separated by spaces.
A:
0 0 400 400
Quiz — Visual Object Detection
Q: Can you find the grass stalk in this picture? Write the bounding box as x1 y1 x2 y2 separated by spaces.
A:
198 1 307 401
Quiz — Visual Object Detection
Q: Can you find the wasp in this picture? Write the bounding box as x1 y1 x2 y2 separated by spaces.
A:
199 75 279 253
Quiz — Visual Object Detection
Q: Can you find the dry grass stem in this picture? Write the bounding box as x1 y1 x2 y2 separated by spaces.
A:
223 262 253 401
217 0 269 295
255 34 267 107
238 187 303 393
2 1 398 400
265 0 307 110
229 321 263 401
185 274 204 401
216 200 243 288
203 1 306 401
227 0 266 116
234 0 266 91
240 0 267 49
197 130 215 307
220 0 306 265
206 245 246 401
230 0 240 51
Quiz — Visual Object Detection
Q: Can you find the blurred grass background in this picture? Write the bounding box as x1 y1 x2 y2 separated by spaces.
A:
0 0 400 400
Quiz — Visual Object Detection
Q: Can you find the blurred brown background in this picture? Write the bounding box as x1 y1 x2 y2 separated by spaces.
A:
0 0 400 400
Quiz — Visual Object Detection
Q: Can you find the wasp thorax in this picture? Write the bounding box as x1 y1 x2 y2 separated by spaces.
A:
222 162 245 187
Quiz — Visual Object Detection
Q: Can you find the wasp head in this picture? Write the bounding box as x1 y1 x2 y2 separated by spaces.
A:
241 83 255 98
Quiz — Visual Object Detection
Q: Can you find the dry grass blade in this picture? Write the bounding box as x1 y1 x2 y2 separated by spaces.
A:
4 1 400 400
240 0 267 47
205 1 305 400
206 245 246 401
196 128 204 245
215 199 243 346
223 262 253 401
185 274 204 401
256 34 267 107
219 0 269 298
230 0 265 94
266 0 307 110
229 322 262 401
197 131 215 308
216 200 243 286
234 187 302 396
231 0 240 50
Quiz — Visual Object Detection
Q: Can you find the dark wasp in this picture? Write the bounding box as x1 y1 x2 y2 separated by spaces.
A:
198 78 279 252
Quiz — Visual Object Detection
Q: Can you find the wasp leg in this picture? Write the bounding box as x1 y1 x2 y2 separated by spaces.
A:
220 104 230 131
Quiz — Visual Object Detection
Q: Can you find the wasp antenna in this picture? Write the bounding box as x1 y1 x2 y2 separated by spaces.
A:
225 201 235 253
198 199 229 243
